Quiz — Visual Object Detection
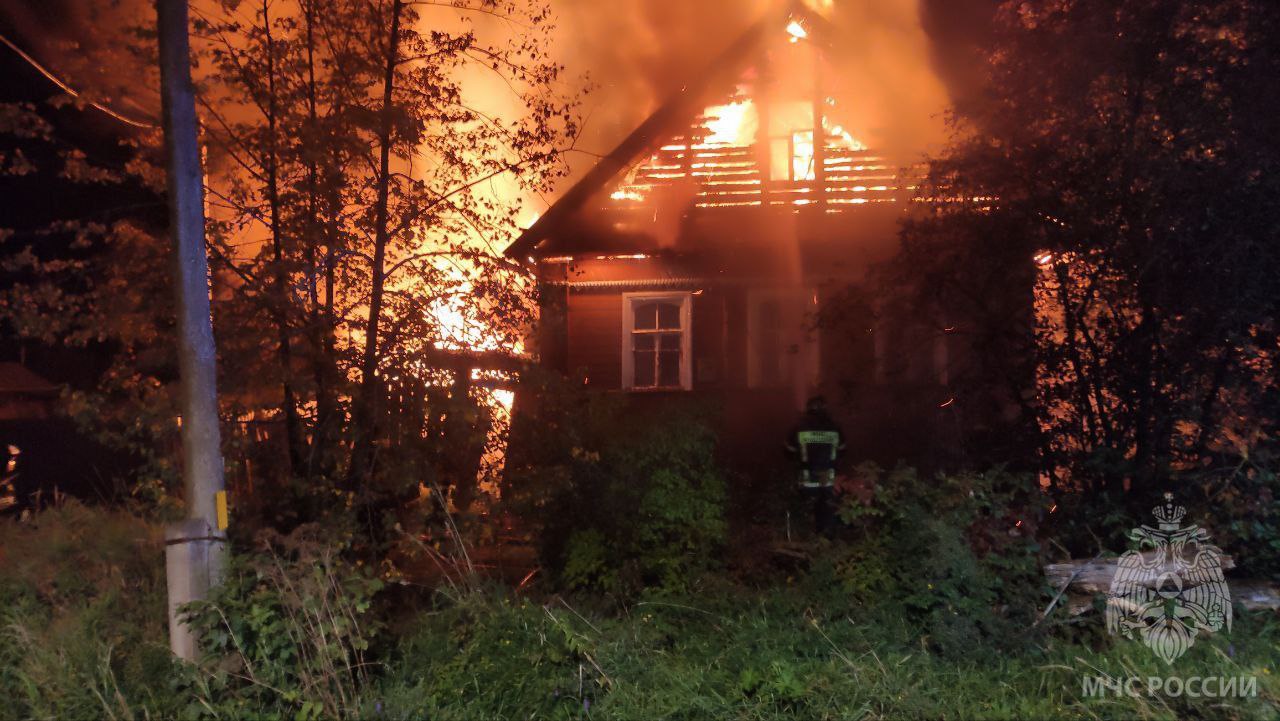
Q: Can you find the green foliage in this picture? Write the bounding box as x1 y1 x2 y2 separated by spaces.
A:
184 525 384 720
375 592 611 719
504 382 727 595
0 0 584 531
4 503 1280 720
0 502 183 720
826 464 1047 660
375 581 1280 721
1178 446 1280 578
886 0 1280 498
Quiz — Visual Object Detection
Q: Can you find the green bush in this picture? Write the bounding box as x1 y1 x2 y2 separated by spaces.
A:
185 524 384 720
550 409 727 594
1179 446 1280 579
504 382 727 596
830 464 1047 660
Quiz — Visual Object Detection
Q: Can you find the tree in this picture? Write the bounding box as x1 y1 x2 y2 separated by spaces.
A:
886 0 1280 506
0 0 582 545
193 0 580 531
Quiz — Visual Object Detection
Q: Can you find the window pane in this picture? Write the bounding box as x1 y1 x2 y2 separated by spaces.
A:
634 351 656 386
634 302 658 330
658 350 681 387
656 302 681 329
792 130 815 181
658 332 681 351
634 334 656 351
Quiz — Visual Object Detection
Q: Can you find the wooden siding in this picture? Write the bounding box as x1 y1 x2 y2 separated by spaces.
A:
690 291 725 389
566 288 741 392
566 292 623 388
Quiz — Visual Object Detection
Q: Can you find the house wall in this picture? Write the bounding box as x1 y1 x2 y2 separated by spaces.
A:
563 288 733 391
565 291 623 388
559 283 849 396
530 205 971 477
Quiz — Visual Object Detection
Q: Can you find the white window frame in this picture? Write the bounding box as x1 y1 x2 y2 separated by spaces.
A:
621 292 693 391
747 288 820 389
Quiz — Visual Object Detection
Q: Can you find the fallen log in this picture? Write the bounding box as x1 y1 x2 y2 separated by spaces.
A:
1043 555 1280 615
1045 554 1236 595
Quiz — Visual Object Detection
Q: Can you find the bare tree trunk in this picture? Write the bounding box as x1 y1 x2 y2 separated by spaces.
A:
302 0 334 480
262 0 307 475
157 0 227 659
347 0 403 488
302 0 327 481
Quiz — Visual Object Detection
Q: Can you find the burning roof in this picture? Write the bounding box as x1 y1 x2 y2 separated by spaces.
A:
505 2 920 259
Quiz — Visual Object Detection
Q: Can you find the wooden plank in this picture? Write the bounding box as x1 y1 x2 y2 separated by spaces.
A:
1044 555 1280 615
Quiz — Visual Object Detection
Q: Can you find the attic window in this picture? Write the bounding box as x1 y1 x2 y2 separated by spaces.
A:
622 292 692 391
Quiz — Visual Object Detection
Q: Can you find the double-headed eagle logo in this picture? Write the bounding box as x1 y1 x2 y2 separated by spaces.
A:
1106 494 1232 664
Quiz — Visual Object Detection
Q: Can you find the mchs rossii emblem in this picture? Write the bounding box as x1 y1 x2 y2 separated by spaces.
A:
1106 494 1231 664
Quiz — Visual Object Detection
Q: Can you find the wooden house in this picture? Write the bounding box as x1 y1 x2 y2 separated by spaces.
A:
505 4 957 478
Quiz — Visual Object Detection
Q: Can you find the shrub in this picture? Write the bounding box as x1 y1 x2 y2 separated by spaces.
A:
1178 445 1280 579
185 524 384 720
831 464 1047 660
504 381 727 596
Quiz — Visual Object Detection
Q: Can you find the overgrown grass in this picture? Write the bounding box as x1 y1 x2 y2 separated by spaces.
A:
0 501 184 720
372 579 1280 721
2 503 1278 720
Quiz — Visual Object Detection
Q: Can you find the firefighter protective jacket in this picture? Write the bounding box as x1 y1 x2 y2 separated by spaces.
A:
786 411 847 487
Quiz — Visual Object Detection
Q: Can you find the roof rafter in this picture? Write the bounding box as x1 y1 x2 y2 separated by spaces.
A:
504 1 834 259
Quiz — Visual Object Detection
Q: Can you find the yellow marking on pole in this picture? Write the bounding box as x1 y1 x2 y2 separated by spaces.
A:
215 491 229 530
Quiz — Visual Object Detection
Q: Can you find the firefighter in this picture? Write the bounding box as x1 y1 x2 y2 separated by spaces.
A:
786 395 847 537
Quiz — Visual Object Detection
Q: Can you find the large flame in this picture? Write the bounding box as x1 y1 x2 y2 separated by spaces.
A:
703 101 758 146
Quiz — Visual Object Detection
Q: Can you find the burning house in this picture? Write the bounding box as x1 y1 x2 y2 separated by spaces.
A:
507 4 956 474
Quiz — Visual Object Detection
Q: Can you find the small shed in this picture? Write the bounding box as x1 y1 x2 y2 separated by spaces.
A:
0 362 60 421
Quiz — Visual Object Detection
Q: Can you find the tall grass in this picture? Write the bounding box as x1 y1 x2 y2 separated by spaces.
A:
0 501 179 720
2 503 1277 720
371 579 1280 720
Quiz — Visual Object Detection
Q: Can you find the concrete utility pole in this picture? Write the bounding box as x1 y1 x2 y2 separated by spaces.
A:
156 0 228 661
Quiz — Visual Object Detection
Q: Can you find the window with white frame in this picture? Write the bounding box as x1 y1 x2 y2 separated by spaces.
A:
622 292 692 390
748 288 820 388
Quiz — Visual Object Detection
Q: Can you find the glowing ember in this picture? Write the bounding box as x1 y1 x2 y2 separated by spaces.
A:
826 123 868 151
786 19 808 41
610 189 646 202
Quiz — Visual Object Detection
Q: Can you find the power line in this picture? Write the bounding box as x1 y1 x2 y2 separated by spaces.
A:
0 31 157 129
